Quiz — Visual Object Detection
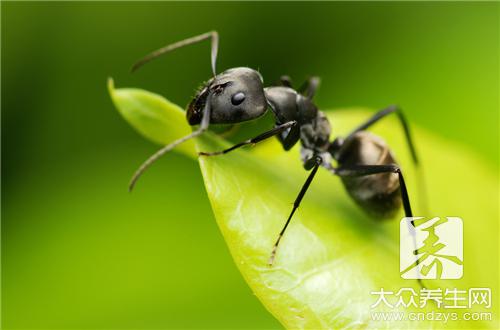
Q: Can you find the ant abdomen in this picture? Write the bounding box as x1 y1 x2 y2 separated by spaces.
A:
337 131 402 219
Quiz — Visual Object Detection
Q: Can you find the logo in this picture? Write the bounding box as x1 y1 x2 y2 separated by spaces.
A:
400 217 463 280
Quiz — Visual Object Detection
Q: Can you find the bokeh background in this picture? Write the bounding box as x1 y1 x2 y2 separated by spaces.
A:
2 2 498 329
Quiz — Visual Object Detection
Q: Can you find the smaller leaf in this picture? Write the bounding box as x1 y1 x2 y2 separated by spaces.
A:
109 83 498 329
107 78 195 158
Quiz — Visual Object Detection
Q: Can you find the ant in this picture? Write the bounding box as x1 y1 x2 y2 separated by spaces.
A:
129 31 422 272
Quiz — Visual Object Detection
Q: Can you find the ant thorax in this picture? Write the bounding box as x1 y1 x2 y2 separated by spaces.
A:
299 110 332 152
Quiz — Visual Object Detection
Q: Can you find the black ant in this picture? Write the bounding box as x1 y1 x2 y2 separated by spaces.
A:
129 31 422 271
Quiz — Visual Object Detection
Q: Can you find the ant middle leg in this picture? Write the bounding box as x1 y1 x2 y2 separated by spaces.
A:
198 120 297 156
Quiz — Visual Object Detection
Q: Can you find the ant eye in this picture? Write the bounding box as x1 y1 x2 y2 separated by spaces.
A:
231 92 245 105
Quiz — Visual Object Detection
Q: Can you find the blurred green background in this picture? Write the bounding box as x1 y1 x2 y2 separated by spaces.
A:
2 2 498 329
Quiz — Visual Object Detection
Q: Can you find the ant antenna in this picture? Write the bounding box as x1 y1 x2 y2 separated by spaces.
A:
131 31 219 77
128 95 212 192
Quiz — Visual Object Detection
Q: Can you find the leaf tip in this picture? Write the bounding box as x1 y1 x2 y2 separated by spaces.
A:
107 77 115 96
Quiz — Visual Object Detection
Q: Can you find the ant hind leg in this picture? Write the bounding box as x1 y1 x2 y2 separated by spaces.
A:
335 164 424 288
344 105 430 218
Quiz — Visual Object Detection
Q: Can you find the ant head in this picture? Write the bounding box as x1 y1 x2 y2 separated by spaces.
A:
187 67 267 125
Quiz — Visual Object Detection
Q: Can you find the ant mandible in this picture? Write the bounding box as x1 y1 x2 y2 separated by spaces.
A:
128 31 421 268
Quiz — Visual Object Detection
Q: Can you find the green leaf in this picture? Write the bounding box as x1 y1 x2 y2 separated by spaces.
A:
108 78 195 158
109 81 498 329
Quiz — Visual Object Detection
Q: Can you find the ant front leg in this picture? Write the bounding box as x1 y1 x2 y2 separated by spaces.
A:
335 164 424 287
268 156 322 265
198 121 297 156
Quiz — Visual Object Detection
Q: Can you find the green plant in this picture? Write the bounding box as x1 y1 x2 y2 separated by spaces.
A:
109 78 497 329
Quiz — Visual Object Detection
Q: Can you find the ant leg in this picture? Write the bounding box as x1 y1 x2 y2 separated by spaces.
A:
128 95 213 191
335 165 413 217
335 164 424 287
298 76 320 99
268 156 322 265
344 105 429 215
132 31 219 76
279 75 293 88
345 105 418 165
199 121 297 156
277 123 301 151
